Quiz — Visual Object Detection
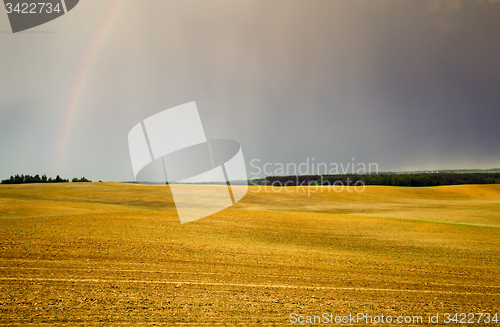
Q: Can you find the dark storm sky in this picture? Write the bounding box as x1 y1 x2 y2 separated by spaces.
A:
1 0 499 181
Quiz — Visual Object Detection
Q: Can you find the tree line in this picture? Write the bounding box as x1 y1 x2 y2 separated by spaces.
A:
1 174 91 184
263 173 500 187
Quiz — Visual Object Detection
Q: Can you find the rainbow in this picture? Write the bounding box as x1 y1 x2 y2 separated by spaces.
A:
53 0 125 175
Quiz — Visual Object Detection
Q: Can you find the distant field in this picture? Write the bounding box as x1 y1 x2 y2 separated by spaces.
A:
0 183 499 326
453 171 500 174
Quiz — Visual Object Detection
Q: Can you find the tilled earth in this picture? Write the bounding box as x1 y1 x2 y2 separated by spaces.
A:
0 183 499 326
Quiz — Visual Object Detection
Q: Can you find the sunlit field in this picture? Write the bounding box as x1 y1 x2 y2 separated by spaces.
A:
1 183 499 325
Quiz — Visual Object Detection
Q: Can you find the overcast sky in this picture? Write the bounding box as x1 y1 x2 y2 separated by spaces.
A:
1 0 500 181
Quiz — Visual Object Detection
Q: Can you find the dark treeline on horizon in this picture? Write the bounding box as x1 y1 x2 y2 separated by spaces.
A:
262 173 500 187
1 174 91 184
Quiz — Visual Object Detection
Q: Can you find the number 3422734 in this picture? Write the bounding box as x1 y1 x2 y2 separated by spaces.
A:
5 3 62 14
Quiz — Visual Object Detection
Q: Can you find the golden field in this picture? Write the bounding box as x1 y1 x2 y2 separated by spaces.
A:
0 182 499 326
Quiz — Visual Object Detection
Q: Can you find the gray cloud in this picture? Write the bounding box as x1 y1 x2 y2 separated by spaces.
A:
1 0 500 181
